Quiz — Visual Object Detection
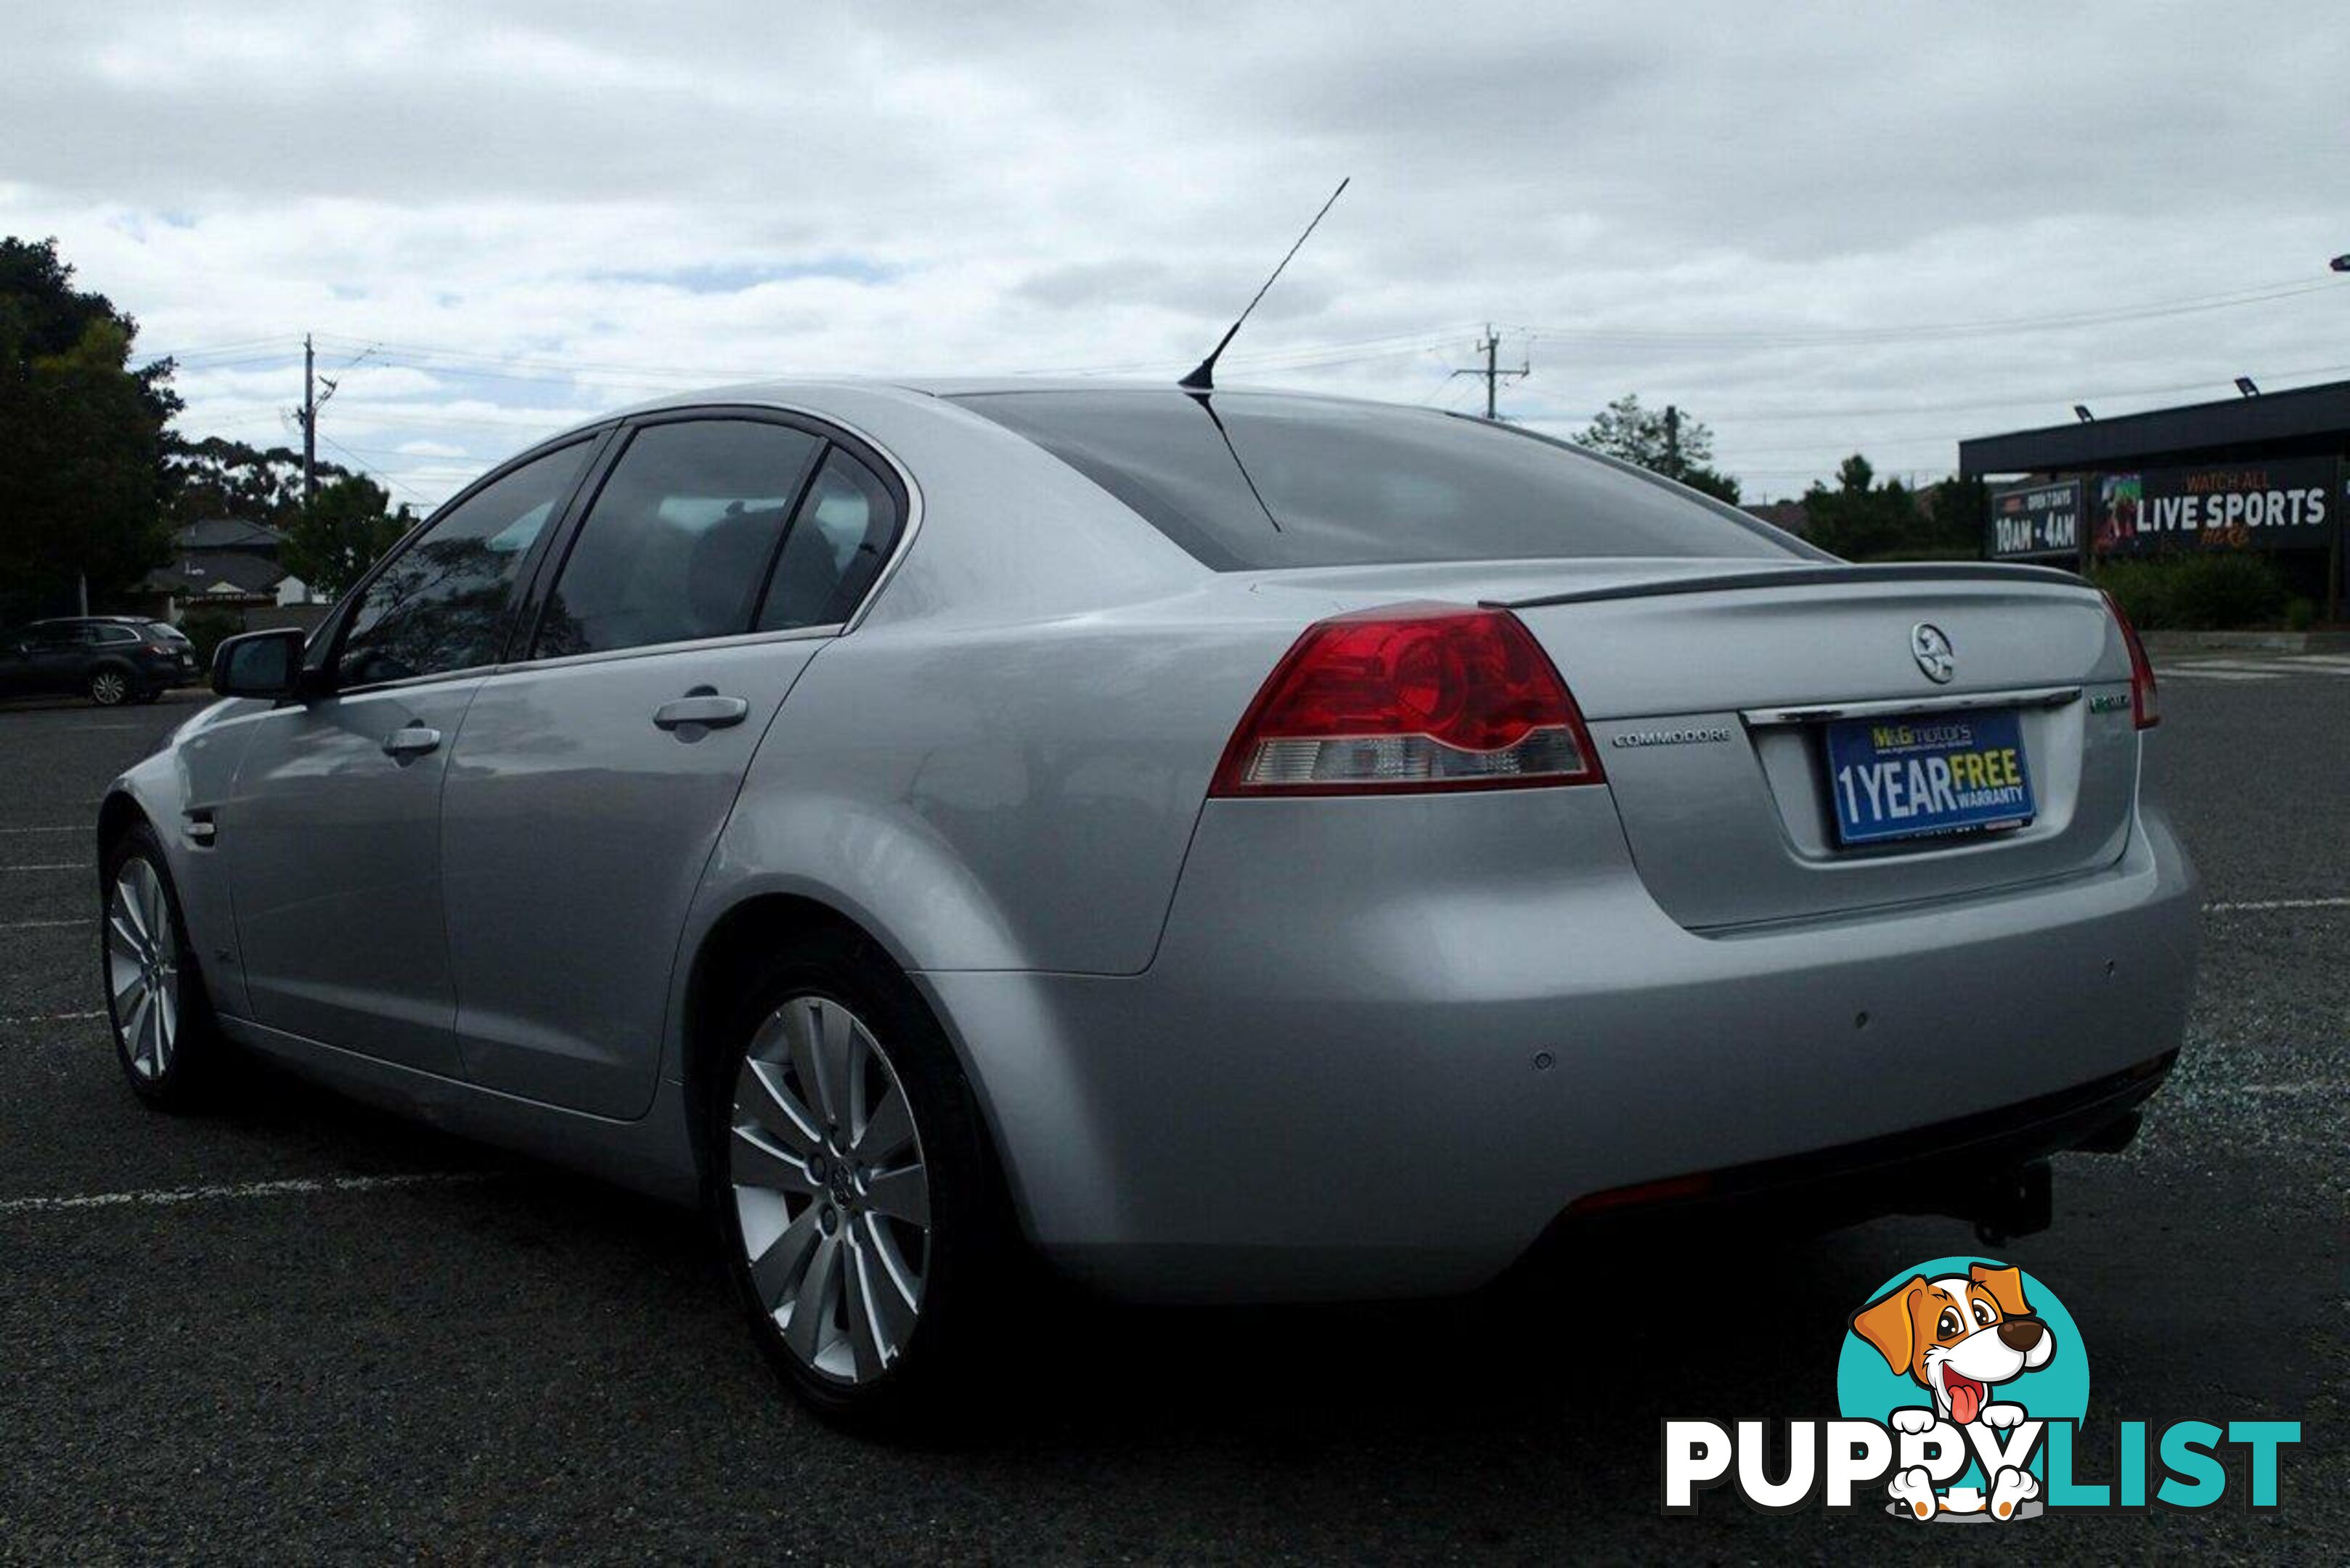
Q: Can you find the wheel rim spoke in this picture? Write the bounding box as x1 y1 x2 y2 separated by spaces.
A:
746 1202 825 1310
782 1233 843 1365
864 1164 929 1225
730 1125 820 1196
852 1079 915 1163
842 1244 890 1381
154 977 178 1070
738 1058 823 1156
123 990 154 1077
854 1213 921 1348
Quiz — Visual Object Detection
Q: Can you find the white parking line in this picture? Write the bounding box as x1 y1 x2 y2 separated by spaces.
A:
0 826 87 836
2159 669 2280 682
0 1010 104 1026
2237 1082 2341 1096
0 863 82 873
2203 897 2350 913
0 918 89 930
0 1171 498 1216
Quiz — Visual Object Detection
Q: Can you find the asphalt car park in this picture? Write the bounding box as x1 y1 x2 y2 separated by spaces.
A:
0 670 2341 1561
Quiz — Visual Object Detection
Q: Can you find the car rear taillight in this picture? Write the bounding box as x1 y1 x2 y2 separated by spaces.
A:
1210 603 1604 795
2100 590 2160 730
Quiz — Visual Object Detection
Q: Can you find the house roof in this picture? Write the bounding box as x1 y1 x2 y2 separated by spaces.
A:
142 550 287 597
172 517 287 552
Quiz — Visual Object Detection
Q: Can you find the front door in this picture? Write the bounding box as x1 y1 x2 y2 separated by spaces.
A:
439 416 900 1118
224 437 597 1073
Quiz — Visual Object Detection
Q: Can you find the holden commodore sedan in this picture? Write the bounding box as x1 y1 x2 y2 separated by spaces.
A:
98 382 2196 1428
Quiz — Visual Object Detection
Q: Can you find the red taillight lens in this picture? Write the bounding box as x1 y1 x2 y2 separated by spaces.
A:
1210 603 1604 795
2100 590 2160 730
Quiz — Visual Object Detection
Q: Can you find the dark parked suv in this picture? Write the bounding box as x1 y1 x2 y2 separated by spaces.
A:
0 616 197 706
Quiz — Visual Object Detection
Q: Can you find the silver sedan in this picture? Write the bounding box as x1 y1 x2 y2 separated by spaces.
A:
99 382 2197 1429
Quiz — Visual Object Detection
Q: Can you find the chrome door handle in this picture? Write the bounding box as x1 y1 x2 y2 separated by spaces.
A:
383 724 442 758
653 694 749 731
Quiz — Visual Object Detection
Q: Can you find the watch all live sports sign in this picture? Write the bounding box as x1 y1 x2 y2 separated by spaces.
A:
2089 457 2344 558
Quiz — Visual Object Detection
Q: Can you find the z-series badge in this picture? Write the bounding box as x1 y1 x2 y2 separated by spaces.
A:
1609 727 1734 750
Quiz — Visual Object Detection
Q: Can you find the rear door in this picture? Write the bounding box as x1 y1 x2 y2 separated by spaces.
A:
224 437 597 1071
438 412 905 1118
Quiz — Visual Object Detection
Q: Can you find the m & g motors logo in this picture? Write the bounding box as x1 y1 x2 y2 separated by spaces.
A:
1662 1258 2300 1521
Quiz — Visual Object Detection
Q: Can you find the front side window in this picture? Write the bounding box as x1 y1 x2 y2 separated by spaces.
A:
533 420 823 659
338 441 590 686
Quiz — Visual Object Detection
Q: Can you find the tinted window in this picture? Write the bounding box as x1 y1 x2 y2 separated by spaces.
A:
534 420 823 658
339 441 589 685
954 391 1808 571
92 625 140 645
755 449 899 632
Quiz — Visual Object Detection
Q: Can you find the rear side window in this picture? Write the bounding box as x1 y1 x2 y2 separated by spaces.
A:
754 449 898 632
91 625 139 645
953 391 1806 571
533 420 825 658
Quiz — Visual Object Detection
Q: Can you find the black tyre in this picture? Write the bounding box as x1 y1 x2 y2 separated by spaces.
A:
87 667 131 706
709 931 1008 1434
99 823 225 1108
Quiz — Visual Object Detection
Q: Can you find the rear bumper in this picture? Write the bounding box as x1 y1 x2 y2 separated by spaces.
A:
920 784 2199 1303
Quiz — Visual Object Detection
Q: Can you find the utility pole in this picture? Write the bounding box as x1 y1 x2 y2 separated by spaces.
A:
1451 324 1530 420
301 333 317 515
1663 404 1683 478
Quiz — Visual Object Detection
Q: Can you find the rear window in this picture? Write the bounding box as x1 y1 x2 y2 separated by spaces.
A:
952 391 1808 571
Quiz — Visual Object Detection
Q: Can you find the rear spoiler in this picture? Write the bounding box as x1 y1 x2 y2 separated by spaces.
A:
1484 561 2089 613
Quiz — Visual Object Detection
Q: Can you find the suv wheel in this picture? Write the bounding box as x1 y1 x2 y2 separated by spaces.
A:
88 669 130 706
102 825 224 1107
711 934 1006 1433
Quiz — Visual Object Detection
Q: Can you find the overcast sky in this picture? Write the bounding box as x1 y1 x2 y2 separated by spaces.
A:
6 1 2346 507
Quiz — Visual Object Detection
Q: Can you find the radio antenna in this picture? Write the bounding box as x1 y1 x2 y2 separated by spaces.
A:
1178 177 1350 393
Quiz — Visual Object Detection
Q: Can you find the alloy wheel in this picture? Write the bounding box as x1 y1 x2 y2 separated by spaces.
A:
89 671 128 706
107 858 179 1080
730 995 931 1384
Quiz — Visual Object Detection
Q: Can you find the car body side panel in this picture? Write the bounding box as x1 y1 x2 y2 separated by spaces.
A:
102 698 264 1018
223 680 486 1075
440 637 825 1118
217 1013 701 1204
917 769 2198 1302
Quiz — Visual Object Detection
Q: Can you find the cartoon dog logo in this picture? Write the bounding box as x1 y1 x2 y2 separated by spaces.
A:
1848 1262 2055 1521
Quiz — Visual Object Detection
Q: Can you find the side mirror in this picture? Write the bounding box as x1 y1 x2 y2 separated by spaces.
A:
211 629 309 699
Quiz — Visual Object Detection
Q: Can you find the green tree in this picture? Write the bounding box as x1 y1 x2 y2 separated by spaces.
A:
165 436 347 530
283 473 409 600
1575 393 1742 503
1802 454 1925 559
0 237 179 620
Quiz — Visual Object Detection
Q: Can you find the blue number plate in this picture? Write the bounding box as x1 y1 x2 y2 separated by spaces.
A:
1825 709 2035 846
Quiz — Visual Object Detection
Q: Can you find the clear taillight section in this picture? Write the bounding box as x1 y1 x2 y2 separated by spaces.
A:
1210 603 1604 795
2100 590 2161 730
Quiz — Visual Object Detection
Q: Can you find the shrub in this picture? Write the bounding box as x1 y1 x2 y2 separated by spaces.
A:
2092 553 2288 630
177 605 244 667
2092 559 2173 629
2166 552 2288 629
2285 597 2317 632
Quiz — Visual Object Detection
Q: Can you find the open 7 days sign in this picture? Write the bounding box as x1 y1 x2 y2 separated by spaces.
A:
2092 458 2341 557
